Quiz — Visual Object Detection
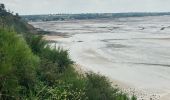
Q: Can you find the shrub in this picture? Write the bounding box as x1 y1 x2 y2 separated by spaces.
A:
59 66 86 89
37 58 59 85
36 46 73 85
41 47 73 73
0 28 39 99
44 81 87 100
85 72 135 100
24 34 47 55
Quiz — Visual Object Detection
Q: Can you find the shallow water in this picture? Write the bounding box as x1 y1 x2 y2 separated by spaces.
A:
30 16 170 99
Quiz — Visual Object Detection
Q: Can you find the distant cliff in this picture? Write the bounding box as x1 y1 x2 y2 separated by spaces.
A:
0 4 34 33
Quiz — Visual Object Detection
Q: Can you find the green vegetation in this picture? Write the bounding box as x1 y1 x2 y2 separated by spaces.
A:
0 4 137 100
0 4 34 33
0 28 39 99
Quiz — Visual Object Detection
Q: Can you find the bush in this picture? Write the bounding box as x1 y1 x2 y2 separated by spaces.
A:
24 65 87 100
37 58 59 85
85 72 135 100
45 81 87 100
40 47 73 73
0 28 39 99
24 34 46 55
59 66 85 86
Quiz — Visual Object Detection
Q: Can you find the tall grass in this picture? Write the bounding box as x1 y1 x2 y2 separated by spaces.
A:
0 28 39 99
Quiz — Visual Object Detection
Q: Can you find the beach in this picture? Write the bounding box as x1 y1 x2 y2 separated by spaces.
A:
30 16 170 100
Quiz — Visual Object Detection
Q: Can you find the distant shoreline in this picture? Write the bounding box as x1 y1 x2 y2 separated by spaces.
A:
23 12 170 22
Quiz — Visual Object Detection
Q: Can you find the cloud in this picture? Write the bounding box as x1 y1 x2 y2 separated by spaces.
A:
1 0 170 15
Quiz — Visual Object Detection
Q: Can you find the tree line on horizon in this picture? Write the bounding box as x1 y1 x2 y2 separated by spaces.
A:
22 12 170 21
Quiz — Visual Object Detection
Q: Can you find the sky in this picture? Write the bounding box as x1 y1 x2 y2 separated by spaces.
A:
1 0 170 15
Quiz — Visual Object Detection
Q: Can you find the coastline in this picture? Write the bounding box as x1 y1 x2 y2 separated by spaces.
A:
32 16 170 100
43 33 170 100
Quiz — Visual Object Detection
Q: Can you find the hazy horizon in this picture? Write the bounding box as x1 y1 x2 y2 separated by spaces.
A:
21 12 170 16
1 0 170 15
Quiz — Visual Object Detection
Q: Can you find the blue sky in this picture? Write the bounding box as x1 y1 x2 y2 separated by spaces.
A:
1 0 170 15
